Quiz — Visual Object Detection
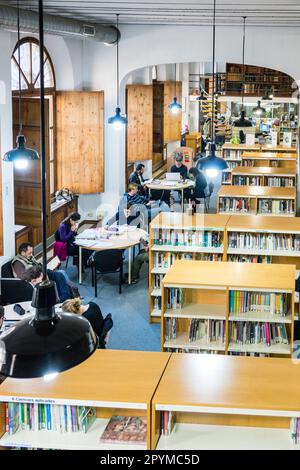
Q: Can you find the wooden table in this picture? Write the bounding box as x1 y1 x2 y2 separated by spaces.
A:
75 227 146 284
145 179 195 212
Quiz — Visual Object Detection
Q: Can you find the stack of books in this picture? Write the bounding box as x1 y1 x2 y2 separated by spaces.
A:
229 291 289 316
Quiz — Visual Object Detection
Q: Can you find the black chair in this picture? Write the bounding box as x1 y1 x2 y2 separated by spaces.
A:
1 261 33 305
91 250 123 297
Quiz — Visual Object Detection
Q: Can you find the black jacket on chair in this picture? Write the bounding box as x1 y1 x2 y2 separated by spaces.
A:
1 261 34 305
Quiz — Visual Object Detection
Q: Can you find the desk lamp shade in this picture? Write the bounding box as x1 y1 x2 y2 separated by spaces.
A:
0 281 98 378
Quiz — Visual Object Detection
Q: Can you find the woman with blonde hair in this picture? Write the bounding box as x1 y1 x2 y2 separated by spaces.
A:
61 298 113 349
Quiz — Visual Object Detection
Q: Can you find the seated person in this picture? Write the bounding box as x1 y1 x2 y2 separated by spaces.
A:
128 163 147 195
19 266 45 302
12 243 76 302
55 212 90 267
61 298 113 349
127 237 149 285
124 183 169 226
170 154 188 180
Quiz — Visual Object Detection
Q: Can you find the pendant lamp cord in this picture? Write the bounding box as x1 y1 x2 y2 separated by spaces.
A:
211 0 216 141
38 0 47 278
174 63 176 98
116 14 119 108
17 0 22 135
242 16 246 111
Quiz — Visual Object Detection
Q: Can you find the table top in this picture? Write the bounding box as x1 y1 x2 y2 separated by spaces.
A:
232 166 296 177
0 350 171 407
218 185 296 199
150 212 231 230
153 354 300 413
227 214 300 234
75 226 146 251
162 259 295 291
4 301 63 322
145 179 195 190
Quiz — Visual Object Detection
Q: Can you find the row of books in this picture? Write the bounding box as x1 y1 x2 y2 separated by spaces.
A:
228 254 272 263
266 177 295 188
164 318 226 344
226 161 240 170
219 197 251 213
291 418 300 445
229 291 289 316
5 403 96 435
233 176 263 186
228 352 270 357
229 322 289 346
153 274 164 289
153 252 178 269
164 348 221 354
222 172 232 183
153 229 222 248
228 232 300 251
223 150 243 158
166 288 185 310
258 199 295 215
243 160 280 168
160 411 175 436
153 296 162 310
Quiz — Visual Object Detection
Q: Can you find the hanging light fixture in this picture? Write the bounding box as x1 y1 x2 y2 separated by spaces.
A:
253 100 266 117
0 0 97 379
233 17 252 128
168 63 182 114
198 0 228 179
3 0 39 169
108 14 128 130
262 87 274 101
197 90 208 101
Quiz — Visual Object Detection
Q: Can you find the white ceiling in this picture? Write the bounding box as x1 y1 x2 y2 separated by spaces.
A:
2 0 300 27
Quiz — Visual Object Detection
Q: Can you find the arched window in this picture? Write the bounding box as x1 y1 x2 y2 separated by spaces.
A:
11 38 55 92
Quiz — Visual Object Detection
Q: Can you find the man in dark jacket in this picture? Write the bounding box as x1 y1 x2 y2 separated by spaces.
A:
128 163 146 194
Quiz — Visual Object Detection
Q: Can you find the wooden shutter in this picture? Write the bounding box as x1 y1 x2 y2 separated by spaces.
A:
127 84 153 162
56 91 104 194
163 81 182 143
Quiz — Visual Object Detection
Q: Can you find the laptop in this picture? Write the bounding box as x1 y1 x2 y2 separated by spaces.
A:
165 172 182 182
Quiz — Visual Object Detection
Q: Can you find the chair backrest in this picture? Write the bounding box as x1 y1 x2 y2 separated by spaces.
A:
1 260 33 305
93 250 123 273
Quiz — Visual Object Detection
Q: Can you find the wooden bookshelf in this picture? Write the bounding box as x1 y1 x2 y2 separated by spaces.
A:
231 166 296 188
261 145 297 154
152 354 300 450
0 350 170 450
221 144 263 184
149 213 230 323
218 186 296 217
241 152 297 171
161 260 295 356
185 132 202 156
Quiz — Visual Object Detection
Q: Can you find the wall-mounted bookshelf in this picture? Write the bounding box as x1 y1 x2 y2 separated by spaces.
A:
241 152 297 171
231 167 296 188
161 260 295 357
152 354 300 450
0 350 170 450
149 213 230 323
218 186 296 217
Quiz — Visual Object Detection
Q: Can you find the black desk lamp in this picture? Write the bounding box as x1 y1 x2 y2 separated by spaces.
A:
0 0 97 379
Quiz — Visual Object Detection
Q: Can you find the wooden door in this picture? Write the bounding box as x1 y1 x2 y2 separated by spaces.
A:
56 91 104 194
163 81 182 143
13 97 50 246
127 84 153 162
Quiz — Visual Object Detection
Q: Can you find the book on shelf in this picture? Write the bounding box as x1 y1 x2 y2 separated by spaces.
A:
229 291 289 316
291 418 300 445
4 403 97 435
266 177 295 188
167 288 185 309
229 322 289 346
153 296 162 310
219 197 251 213
165 318 226 344
153 252 178 269
153 229 222 248
153 274 164 289
164 348 221 354
258 199 294 215
228 254 272 264
99 416 147 446
228 232 300 252
233 176 263 186
228 352 270 357
160 411 175 436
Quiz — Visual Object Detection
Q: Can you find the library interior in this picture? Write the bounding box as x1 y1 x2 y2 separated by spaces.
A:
1 0 300 452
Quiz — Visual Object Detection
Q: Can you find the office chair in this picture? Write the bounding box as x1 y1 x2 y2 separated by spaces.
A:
91 250 124 297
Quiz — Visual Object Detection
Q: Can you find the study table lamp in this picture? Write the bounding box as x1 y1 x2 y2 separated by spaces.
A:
0 0 97 379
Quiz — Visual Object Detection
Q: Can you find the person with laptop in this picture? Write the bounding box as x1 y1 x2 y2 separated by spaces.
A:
170 154 188 180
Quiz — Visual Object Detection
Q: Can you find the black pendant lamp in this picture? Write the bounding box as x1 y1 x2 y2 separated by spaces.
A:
198 0 228 178
3 0 39 168
197 90 208 101
168 63 182 114
262 87 274 101
253 100 266 117
0 0 97 379
233 17 252 128
108 14 127 130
